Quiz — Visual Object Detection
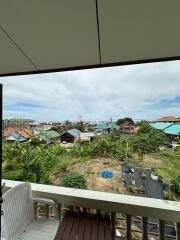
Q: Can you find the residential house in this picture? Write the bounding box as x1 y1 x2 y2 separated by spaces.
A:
96 122 119 133
121 121 136 134
5 132 27 143
164 124 180 143
80 132 95 143
17 130 31 140
3 127 17 139
60 129 81 143
150 122 173 131
157 116 179 123
39 130 60 142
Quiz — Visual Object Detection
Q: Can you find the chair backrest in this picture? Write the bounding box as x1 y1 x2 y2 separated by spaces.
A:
1 183 34 240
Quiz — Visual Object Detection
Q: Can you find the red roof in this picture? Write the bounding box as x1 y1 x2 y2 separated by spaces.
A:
157 116 179 122
17 130 31 139
4 127 17 137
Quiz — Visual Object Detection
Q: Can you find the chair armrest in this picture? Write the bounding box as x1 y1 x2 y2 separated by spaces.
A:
32 198 60 220
32 197 57 205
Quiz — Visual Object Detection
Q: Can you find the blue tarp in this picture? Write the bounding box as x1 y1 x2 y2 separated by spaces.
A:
101 171 113 179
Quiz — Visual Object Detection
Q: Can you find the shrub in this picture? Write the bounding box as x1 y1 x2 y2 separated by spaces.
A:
171 174 180 194
163 191 175 200
61 173 87 189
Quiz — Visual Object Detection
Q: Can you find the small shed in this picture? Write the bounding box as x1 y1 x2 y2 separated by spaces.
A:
60 129 81 143
80 132 95 142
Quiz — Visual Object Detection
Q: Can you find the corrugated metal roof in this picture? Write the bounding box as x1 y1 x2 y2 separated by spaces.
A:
150 122 173 130
164 125 180 136
80 132 95 138
157 116 179 122
67 129 81 138
96 123 119 129
4 127 17 137
6 132 27 142
17 130 31 139
39 130 60 140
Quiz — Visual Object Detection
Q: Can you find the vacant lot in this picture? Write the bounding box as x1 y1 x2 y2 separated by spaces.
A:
52 157 128 194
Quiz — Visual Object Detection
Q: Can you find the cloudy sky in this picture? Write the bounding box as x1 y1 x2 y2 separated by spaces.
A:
0 60 180 122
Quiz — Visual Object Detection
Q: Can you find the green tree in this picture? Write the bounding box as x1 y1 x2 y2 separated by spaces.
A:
138 122 152 134
61 173 87 189
74 121 85 132
129 134 153 167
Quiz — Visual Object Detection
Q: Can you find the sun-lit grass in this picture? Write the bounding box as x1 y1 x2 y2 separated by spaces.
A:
146 150 180 183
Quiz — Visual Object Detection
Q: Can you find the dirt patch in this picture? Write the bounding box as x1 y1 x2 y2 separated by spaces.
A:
52 157 127 194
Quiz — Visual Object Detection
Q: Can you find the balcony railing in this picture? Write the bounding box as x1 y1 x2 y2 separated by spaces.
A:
2 179 180 240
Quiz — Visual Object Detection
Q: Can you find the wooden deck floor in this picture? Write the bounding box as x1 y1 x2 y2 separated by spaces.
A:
54 211 113 240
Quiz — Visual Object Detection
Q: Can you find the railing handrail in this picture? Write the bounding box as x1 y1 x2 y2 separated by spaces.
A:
2 179 180 222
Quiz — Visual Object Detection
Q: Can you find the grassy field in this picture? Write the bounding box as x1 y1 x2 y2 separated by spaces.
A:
145 150 180 184
51 149 179 198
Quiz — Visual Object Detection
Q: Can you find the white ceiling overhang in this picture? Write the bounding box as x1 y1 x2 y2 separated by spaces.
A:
0 0 180 76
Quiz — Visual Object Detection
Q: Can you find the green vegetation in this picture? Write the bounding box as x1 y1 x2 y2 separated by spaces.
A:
2 122 179 200
148 151 180 184
2 141 68 184
61 173 87 189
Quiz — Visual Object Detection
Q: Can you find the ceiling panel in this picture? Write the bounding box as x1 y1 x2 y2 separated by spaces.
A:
0 0 100 71
0 29 36 75
98 0 180 64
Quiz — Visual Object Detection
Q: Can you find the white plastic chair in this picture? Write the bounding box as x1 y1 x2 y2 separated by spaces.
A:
1 183 59 240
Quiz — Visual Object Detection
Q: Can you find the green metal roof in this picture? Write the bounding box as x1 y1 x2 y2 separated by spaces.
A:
150 122 173 130
96 122 119 130
39 130 60 140
164 124 180 136
27 129 33 136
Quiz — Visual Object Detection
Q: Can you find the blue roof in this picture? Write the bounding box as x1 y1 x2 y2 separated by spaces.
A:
67 129 81 137
11 132 27 142
150 122 173 130
164 124 180 136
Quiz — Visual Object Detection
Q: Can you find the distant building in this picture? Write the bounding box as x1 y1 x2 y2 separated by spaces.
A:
150 122 173 131
17 130 31 139
96 122 119 133
3 127 17 139
60 129 81 143
121 121 135 134
80 132 95 142
157 116 179 123
39 130 60 142
164 124 180 136
5 132 27 142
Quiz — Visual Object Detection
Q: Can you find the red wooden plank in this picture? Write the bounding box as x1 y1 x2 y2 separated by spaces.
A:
69 212 81 240
104 215 113 240
91 214 99 240
54 212 113 240
84 214 92 240
98 215 105 240
76 213 87 240
61 214 74 240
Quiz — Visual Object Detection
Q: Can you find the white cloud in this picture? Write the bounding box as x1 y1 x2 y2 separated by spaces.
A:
0 60 180 121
